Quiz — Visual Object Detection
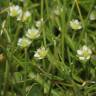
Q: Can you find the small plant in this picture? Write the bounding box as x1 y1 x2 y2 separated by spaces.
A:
0 0 96 96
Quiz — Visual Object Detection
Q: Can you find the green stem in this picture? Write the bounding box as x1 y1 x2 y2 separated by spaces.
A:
61 0 67 62
3 60 9 96
23 48 27 96
41 0 46 46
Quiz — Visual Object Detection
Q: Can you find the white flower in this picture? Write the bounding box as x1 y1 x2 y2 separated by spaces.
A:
34 47 48 59
54 6 63 16
22 11 31 21
25 27 40 40
35 18 43 28
77 45 92 61
89 10 96 20
70 19 82 30
17 37 31 48
17 11 31 22
9 5 22 17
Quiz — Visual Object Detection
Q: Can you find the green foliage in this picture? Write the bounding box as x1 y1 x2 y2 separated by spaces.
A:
0 0 96 96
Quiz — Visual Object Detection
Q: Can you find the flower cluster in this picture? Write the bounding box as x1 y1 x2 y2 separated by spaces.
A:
17 26 47 59
9 3 47 60
10 4 94 61
69 18 94 61
9 5 31 22
17 27 40 48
